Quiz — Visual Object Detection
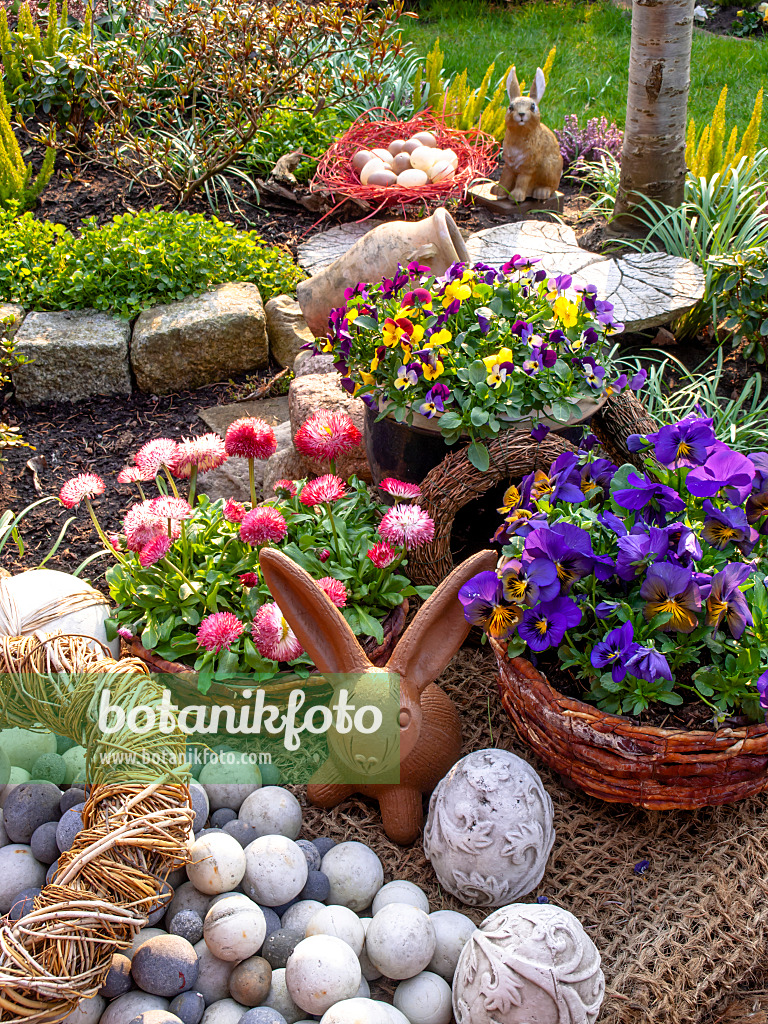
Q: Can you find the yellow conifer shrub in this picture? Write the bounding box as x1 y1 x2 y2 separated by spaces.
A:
686 85 763 178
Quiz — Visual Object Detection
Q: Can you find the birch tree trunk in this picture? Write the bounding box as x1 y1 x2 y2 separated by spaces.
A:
609 0 695 237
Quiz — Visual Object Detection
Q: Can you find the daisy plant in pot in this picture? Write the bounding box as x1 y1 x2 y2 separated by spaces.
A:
315 255 639 472
58 412 435 694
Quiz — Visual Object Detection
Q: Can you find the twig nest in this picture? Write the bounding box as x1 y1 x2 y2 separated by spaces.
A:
305 905 365 955
169 993 205 1024
194 939 237 1005
364 905 436 980
320 842 383 913
102 994 170 1024
200 999 248 1024
3 781 61 844
63 995 107 1024
396 168 429 188
244 836 308 907
423 749 555 907
394 972 452 1024
453 904 605 1024
229 956 273 1007
0 845 46 913
132 935 200 998
409 146 441 173
427 911 476 982
187 833 247 895
360 159 387 185
262 968 302 1023
285 935 362 1015
352 150 376 172
204 896 267 961
0 728 56 775
318 998 391 1024
239 787 302 840
412 131 438 147
371 880 429 916
198 759 261 811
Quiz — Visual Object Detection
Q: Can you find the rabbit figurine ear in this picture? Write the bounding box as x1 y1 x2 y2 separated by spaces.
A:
386 548 497 696
530 67 546 103
259 548 371 675
506 66 521 102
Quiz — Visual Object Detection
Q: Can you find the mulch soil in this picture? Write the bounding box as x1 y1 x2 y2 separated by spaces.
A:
696 4 767 38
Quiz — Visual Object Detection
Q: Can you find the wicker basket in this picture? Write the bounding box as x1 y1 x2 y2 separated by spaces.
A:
493 641 768 809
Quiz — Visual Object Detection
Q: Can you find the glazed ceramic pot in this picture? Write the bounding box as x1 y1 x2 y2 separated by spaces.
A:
297 208 469 338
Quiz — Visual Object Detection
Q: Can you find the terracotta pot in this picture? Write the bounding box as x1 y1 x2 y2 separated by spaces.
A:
296 207 469 338
492 640 768 810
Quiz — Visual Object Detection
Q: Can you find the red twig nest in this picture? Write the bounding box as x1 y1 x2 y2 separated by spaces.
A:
311 109 499 216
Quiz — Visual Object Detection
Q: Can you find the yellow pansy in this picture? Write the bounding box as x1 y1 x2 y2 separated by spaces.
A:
318 338 333 354
553 297 579 328
360 371 375 386
442 280 472 307
370 354 380 372
382 318 404 348
346 307 359 322
410 324 425 344
482 347 516 373
429 328 453 348
423 359 444 381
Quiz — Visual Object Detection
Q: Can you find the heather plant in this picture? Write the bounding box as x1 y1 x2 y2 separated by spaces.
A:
555 114 623 176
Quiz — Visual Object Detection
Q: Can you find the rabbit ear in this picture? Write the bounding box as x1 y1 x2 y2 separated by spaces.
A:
506 67 521 102
530 67 546 102
386 549 498 696
259 548 371 674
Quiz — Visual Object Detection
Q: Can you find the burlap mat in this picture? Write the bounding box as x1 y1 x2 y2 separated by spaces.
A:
293 648 768 1024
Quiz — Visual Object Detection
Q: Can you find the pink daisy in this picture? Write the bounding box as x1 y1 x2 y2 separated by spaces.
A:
294 410 361 463
134 438 180 478
251 602 304 662
224 418 277 460
318 548 331 562
107 533 122 552
149 496 193 520
316 577 348 608
379 504 435 550
175 433 228 477
223 499 247 524
117 626 133 641
117 465 148 484
240 507 288 546
299 474 347 508
139 533 172 567
367 541 397 569
379 478 421 501
239 572 260 587
273 479 298 498
122 501 165 552
59 473 105 509
196 612 244 653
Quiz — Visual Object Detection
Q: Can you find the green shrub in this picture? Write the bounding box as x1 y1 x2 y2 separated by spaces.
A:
0 312 32 465
243 100 342 186
0 206 305 318
710 246 768 362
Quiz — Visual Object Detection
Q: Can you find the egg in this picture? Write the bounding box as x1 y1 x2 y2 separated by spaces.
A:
441 148 459 170
388 139 408 156
370 148 394 166
360 159 386 184
352 150 376 172
429 161 455 183
366 169 398 187
401 139 422 155
396 168 429 188
409 146 441 173
412 131 438 148
392 152 413 175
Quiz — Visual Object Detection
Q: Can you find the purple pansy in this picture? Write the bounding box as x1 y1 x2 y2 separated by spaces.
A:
647 415 716 467
757 669 768 710
531 423 550 442
590 621 639 683
458 572 521 639
613 471 686 519
686 443 756 503
639 563 701 633
524 526 595 591
501 557 560 605
518 596 582 651
705 562 754 639
701 499 754 553
627 646 673 682
615 529 669 582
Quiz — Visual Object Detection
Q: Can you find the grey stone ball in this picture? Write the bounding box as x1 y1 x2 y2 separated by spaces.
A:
3 783 62 843
311 838 335 858
8 886 40 921
165 882 213 931
169 992 206 1024
56 734 76 755
280 901 324 937
170 910 204 944
56 806 85 853
46 859 59 883
228 956 272 1007
258 906 281 944
127 1012 184 1024
268 898 298 918
189 784 210 834
261 929 303 970
146 882 173 926
60 788 85 813
239 1010 287 1024
30 821 60 863
211 809 237 829
294 841 320 872
31 753 67 786
298 871 329 904
238 789 301 841
0 845 46 913
222 821 260 848
131 935 200 997
100 992 170 1024
99 953 134 999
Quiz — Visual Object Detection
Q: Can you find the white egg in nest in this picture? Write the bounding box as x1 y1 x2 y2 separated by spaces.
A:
359 159 386 184
370 147 395 166
412 131 438 147
366 168 398 187
429 161 455 184
351 149 375 172
409 146 441 173
396 168 429 188
388 138 408 156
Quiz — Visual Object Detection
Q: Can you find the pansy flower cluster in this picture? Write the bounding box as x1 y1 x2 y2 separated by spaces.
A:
59 412 434 694
459 415 768 720
316 256 635 471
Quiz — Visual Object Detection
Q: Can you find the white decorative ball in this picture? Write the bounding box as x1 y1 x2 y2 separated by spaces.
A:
62 995 106 1024
396 169 429 188
319 998 391 1024
357 918 381 982
452 904 605 1024
203 896 266 961
412 131 438 148
372 880 429 916
387 139 408 156
394 972 452 1024
200 999 246 1024
0 728 56 774
244 836 308 907
239 787 302 840
62 746 86 785
187 834 246 895
365 905 435 981
100 994 169 1024
320 842 383 913
352 150 376 172
423 749 555 907
428 161 455 184
199 755 261 812
285 935 361 1015
263 968 303 1024
373 1004 410 1024
427 910 476 982
0 845 46 913
305 905 365 955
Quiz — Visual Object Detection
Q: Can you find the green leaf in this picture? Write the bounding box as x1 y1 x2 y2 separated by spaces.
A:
356 607 384 645
467 441 490 472
141 622 159 649
470 407 489 427
468 360 487 386
439 411 463 430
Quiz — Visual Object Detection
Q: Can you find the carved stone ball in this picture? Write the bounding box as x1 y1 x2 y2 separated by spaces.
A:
320 842 383 913
244 836 308 908
285 935 361 1015
364 905 436 981
452 904 605 1024
423 749 555 907
305 906 365 955
239 788 302 840
318 998 391 1024
204 896 267 961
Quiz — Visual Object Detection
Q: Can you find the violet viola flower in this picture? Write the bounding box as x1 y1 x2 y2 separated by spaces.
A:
664 522 703 565
595 600 621 619
590 621 639 683
458 571 521 639
551 520 615 580
524 526 594 591
501 557 560 605
630 368 648 392
746 475 768 528
757 668 768 710
686 443 756 503
419 384 450 418
531 423 550 442
615 529 669 582
701 499 753 553
613 472 686 518
547 273 573 293
646 415 716 468
627 646 673 682
705 562 754 639
476 308 492 334
639 563 701 633
597 510 628 537
518 596 582 651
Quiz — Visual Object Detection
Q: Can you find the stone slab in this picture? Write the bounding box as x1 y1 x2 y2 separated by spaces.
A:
12 309 132 405
199 396 290 436
468 183 565 217
265 294 314 369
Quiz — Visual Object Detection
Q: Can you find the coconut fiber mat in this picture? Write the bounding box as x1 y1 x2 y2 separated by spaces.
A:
294 648 768 1024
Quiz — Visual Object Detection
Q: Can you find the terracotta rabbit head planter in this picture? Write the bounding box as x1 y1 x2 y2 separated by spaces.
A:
259 546 497 844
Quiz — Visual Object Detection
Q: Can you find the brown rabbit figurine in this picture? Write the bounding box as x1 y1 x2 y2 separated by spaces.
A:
493 66 563 203
259 546 497 844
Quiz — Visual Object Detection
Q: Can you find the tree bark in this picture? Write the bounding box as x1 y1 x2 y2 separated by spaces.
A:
609 0 695 238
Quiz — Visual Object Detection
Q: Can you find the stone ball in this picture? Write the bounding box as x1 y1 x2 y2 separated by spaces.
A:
205 896 267 962
243 836 307 907
0 767 30 808
56 734 76 755
318 999 391 1024
452 904 605 1024
262 929 303 970
171 909 204 945
258 764 281 787
56 805 84 852
371 881 429 916
0 728 56 775
147 882 173 926
62 996 107 1024
200 999 247 1024
3 782 62 843
305 906 365 955
262 969 302 1024
194 939 236 1006
166 882 213 930
269 897 298 918
127 1012 184 1024
358 919 381 983
60 787 86 813
129 928 169 960
285 935 361 1015
423 749 555 907
188 833 247 895
101 993 170 1024
0 845 46 913
320 842 383 913
8 886 40 921
280 900 324 937
0 808 9 849
99 953 134 999
311 838 335 858
170 992 206 1024
199 758 261 813
211 808 237 829
427 910 476 982
189 784 210 833
223 821 261 848
259 905 282 942
355 977 370 999
30 820 60 863
298 870 329 903
238 788 302 840
229 956 272 1007
31 753 67 786
365 905 436 981
132 935 200 997
240 1011 287 1024
373 1005 409 1024
46 858 59 884
394 972 452 1024
62 746 87 785
294 840 321 872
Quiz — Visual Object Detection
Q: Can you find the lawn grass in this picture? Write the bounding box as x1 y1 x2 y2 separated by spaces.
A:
401 0 767 148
